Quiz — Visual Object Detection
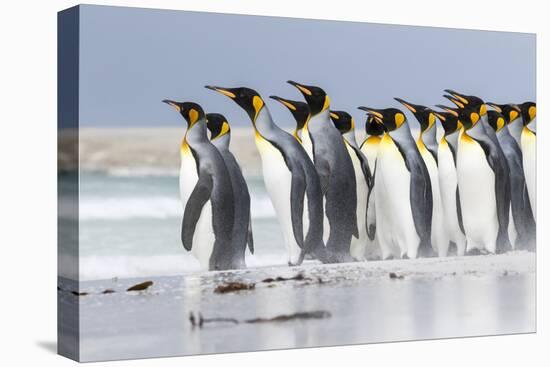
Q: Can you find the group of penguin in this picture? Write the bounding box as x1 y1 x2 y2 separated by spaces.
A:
163 82 536 271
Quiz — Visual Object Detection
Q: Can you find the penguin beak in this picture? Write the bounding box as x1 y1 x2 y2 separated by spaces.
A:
435 104 459 117
444 89 469 105
432 111 446 121
287 80 312 96
269 95 297 111
205 85 236 99
357 106 383 119
486 102 502 113
394 97 418 113
162 99 181 112
443 94 465 109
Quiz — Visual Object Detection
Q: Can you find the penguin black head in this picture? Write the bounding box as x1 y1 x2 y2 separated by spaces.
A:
444 89 487 116
457 106 481 130
162 100 205 126
205 86 264 122
329 110 354 134
205 113 231 140
364 113 386 136
394 98 436 132
486 110 507 133
486 102 521 125
269 95 310 131
287 80 330 116
519 101 536 125
357 106 406 132
432 109 462 136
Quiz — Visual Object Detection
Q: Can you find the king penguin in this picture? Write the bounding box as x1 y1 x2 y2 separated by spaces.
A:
287 81 358 263
205 85 327 265
432 109 467 256
359 113 386 260
205 113 254 267
519 102 536 221
329 110 373 260
444 90 512 253
395 98 449 257
357 106 433 259
162 100 236 270
485 103 535 250
269 95 310 144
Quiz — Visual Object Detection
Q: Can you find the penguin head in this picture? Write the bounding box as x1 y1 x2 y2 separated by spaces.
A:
486 102 521 124
456 106 481 130
519 101 536 125
433 108 463 136
162 100 205 127
357 107 407 132
329 110 355 134
444 89 487 117
287 80 330 116
205 113 231 140
364 113 386 136
205 86 265 122
486 110 507 132
394 98 436 132
269 95 310 131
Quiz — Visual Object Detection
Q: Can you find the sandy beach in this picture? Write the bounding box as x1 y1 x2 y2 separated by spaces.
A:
59 252 535 362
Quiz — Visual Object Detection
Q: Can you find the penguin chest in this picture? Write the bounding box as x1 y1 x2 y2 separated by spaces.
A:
179 148 214 269
361 137 381 170
254 134 301 262
375 135 414 238
301 127 314 160
437 141 461 235
457 134 498 245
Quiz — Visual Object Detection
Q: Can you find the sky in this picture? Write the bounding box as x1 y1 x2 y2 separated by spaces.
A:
76 4 536 129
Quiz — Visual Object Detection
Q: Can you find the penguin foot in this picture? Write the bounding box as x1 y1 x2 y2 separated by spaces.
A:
401 254 409 260
466 248 483 256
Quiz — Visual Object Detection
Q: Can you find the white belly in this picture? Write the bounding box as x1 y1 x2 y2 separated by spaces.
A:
301 126 314 160
457 135 498 253
418 142 449 256
180 149 214 269
374 134 419 259
521 128 536 221
255 135 302 264
437 140 466 255
361 137 381 171
346 143 369 260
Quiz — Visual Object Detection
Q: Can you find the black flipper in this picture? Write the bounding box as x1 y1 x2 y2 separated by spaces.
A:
393 139 433 256
456 187 465 235
472 136 512 253
290 168 306 249
181 173 213 251
247 219 254 254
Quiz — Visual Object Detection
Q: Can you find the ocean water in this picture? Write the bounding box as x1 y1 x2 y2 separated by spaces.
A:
59 172 288 280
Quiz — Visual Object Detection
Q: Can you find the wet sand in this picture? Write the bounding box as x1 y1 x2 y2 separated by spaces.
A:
59 252 535 362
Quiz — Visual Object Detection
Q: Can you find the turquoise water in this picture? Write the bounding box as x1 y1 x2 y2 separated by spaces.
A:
60 172 287 280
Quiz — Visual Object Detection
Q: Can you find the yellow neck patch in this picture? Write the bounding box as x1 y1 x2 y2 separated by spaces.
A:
470 112 480 125
322 95 330 112
252 95 264 121
428 113 436 129
213 121 230 139
509 110 519 123
528 106 536 121
496 117 505 131
395 113 405 128
188 108 199 125
480 104 487 116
